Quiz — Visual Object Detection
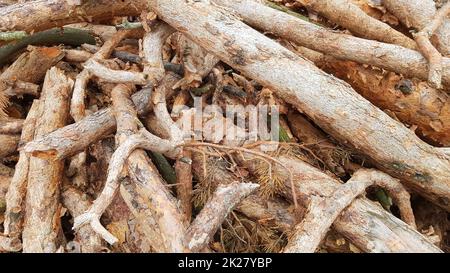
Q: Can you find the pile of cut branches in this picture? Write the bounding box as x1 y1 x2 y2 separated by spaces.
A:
0 0 448 253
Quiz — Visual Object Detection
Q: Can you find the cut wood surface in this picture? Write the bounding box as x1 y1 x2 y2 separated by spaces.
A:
295 0 416 49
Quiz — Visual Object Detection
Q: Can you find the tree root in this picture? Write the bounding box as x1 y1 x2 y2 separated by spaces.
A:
185 182 259 252
284 169 415 253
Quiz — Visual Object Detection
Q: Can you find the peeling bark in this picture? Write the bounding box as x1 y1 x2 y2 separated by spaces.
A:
22 67 73 253
0 0 147 33
213 0 450 89
185 182 259 252
148 0 450 211
24 74 180 161
383 0 450 57
3 100 40 240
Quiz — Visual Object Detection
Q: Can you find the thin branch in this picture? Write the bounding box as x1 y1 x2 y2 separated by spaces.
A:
185 182 259 252
284 169 415 253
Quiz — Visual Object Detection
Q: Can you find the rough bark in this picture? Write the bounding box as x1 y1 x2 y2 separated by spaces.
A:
411 2 450 89
212 0 450 89
294 0 416 49
185 182 259 252
0 134 19 159
61 185 105 253
71 29 133 122
3 81 40 98
296 46 450 146
191 149 439 252
236 194 296 233
22 67 73 253
3 100 40 240
287 111 347 177
383 0 450 57
274 156 441 253
148 0 450 211
64 49 93 63
0 119 23 135
24 74 180 161
175 152 193 222
0 46 64 87
284 169 415 253
83 59 148 85
0 0 147 33
74 84 188 252
111 85 188 252
0 46 64 118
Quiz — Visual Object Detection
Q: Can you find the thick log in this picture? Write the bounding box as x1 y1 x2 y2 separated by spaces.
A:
24 73 180 161
22 67 73 253
185 182 259 252
3 100 40 240
274 157 441 253
148 0 450 211
0 134 19 159
295 0 416 49
0 0 147 33
212 0 450 89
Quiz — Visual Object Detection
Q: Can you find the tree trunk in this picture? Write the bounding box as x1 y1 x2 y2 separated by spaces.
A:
148 0 450 211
